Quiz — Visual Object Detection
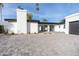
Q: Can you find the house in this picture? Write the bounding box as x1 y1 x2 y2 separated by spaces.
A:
2 8 65 34
65 13 79 35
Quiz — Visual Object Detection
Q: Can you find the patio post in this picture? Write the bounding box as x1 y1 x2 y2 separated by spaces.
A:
47 25 50 32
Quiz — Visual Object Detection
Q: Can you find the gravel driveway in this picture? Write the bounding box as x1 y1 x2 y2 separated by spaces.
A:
0 32 79 56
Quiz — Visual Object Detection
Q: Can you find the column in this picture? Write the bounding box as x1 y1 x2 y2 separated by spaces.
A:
47 25 50 32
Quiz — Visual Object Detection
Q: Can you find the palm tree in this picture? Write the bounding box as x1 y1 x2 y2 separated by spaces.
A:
36 3 39 20
17 6 23 10
36 3 39 13
60 19 65 23
43 19 48 22
0 3 4 21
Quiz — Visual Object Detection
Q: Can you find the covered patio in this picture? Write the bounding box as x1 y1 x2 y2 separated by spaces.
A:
38 22 54 32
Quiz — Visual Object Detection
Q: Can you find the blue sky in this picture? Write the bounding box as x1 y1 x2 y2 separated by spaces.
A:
2 3 79 22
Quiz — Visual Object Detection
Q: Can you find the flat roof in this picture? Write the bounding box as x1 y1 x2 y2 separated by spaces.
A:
4 19 65 24
4 19 16 22
39 22 64 24
27 20 40 23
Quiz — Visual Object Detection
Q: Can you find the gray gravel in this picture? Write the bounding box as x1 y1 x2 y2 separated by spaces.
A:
0 32 79 56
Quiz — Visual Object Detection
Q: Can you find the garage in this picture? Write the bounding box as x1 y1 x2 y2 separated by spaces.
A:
69 21 79 35
65 12 79 35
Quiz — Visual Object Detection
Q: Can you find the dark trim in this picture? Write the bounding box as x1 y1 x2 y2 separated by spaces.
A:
4 19 40 23
27 20 40 23
4 19 16 22
39 22 65 25
4 19 65 25
69 20 79 23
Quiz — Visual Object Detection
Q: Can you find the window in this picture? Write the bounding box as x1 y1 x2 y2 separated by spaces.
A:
64 24 65 28
59 25 60 28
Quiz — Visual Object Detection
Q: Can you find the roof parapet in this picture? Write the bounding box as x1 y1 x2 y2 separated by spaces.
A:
65 13 79 19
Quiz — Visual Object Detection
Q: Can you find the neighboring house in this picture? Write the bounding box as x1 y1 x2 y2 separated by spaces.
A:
2 8 65 34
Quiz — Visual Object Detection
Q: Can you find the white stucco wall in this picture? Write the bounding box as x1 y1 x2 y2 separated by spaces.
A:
38 25 41 32
16 9 27 34
30 22 38 33
27 22 30 33
65 13 79 34
3 21 17 34
7 22 17 34
54 24 65 32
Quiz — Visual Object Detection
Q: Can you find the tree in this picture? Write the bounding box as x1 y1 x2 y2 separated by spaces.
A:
36 3 39 14
43 19 48 22
0 3 4 21
17 6 23 10
60 19 65 23
36 3 39 20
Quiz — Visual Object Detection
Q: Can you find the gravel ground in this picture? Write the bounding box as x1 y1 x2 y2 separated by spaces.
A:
0 32 79 56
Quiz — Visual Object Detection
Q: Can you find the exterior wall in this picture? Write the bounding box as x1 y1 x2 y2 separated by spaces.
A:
65 13 79 34
54 24 65 32
27 22 30 33
7 22 17 34
3 21 17 34
38 25 42 32
30 22 38 33
38 24 46 32
3 21 9 33
16 9 27 34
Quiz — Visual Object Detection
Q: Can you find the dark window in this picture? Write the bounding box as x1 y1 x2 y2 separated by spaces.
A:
59 25 60 28
64 24 65 28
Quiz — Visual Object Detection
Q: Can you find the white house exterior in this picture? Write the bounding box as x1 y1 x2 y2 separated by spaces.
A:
65 13 79 35
6 22 17 34
27 21 38 33
3 19 17 34
2 8 65 34
2 8 79 35
16 9 27 34
54 24 65 32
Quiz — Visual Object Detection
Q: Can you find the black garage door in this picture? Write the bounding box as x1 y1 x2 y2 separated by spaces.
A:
69 21 79 35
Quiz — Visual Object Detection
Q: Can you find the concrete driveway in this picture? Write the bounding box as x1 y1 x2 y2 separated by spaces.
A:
0 32 79 56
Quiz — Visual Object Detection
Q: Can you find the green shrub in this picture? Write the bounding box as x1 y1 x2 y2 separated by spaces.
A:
0 25 4 33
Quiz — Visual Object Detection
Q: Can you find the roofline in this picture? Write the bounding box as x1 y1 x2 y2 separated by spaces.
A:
65 13 79 19
16 8 27 12
4 19 65 24
39 22 65 24
16 8 32 14
4 19 16 22
27 20 40 23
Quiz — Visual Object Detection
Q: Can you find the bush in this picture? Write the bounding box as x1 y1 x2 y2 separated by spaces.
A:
11 32 15 35
0 25 4 33
34 32 37 34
